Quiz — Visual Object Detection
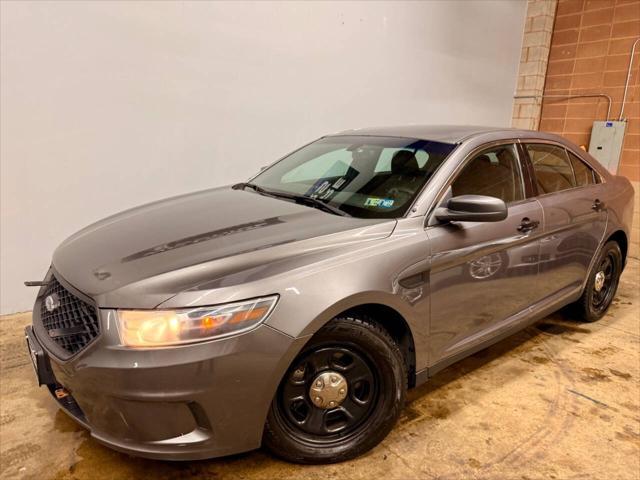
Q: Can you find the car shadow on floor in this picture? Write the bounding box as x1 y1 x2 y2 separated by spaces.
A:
400 309 593 424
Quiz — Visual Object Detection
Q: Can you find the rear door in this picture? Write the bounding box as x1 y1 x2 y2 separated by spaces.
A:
521 143 607 302
426 142 543 367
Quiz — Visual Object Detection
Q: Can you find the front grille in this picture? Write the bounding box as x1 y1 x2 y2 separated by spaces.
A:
38 276 100 356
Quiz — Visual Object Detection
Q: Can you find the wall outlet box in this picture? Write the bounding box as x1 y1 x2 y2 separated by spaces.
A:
588 121 627 173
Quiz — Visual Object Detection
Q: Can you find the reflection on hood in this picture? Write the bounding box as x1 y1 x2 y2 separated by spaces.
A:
121 217 284 263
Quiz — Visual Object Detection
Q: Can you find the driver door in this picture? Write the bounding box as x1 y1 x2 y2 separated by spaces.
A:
426 142 543 370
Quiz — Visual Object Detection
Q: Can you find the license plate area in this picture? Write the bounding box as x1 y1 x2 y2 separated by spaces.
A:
24 326 55 386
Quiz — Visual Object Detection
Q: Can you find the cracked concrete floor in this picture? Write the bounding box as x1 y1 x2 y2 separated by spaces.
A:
1 259 639 480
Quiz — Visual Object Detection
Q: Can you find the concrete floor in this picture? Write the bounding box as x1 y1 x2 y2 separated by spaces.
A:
0 261 638 480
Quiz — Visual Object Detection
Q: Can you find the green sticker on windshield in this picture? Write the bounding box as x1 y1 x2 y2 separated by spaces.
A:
364 197 394 208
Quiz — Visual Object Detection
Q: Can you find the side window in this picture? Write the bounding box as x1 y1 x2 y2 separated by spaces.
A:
451 144 524 203
526 144 576 194
568 151 596 187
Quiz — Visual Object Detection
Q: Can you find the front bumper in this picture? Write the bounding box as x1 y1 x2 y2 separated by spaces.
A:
29 308 307 460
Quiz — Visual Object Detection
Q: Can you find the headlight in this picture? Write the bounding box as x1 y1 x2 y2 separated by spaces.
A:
116 295 278 347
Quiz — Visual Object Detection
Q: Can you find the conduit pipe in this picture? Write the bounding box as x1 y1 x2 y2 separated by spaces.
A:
619 37 640 121
514 94 612 122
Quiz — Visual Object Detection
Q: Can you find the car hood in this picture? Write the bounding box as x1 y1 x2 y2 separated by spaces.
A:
52 186 396 308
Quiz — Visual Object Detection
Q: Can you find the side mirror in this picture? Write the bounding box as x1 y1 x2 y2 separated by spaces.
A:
435 195 507 223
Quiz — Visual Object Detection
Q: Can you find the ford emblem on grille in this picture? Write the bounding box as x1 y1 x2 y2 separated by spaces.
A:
44 293 60 312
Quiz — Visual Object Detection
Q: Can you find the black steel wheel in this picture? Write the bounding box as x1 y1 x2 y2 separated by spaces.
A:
277 346 378 440
264 316 406 464
573 240 622 322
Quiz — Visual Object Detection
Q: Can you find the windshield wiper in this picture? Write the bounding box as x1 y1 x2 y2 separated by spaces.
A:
232 183 350 217
287 193 351 217
232 182 269 194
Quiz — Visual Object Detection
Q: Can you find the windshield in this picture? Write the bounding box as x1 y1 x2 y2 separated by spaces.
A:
250 135 457 218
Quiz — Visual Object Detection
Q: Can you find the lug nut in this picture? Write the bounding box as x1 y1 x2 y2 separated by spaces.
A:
315 396 322 403
339 388 345 395
330 375 337 383
329 401 335 407
316 380 322 387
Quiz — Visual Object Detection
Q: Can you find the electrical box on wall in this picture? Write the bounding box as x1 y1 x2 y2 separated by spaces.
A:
588 121 627 173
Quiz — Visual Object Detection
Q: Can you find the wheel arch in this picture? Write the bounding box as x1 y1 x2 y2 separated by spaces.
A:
294 295 419 389
340 303 417 388
607 230 628 269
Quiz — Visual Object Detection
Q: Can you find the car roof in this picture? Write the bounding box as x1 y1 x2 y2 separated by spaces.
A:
331 125 535 144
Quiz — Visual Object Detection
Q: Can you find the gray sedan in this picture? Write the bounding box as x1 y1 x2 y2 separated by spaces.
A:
25 125 634 463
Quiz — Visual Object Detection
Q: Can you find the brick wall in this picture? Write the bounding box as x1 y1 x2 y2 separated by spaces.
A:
512 0 558 130
539 0 640 182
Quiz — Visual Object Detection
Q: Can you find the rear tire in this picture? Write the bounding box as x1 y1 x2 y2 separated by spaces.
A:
263 316 406 464
572 240 622 322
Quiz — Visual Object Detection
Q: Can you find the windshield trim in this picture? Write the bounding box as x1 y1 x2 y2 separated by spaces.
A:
246 137 324 185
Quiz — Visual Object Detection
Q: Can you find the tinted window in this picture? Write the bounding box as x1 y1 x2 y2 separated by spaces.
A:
568 151 596 186
253 136 456 218
526 144 575 194
451 144 524 203
282 149 351 183
375 148 429 172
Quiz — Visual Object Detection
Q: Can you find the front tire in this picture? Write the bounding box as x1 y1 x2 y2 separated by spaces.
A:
572 240 622 322
263 316 406 464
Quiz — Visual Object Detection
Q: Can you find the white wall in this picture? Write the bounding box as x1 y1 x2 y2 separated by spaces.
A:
0 1 526 314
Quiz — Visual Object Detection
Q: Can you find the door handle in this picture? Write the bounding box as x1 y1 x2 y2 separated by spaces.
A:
592 199 605 211
517 217 540 233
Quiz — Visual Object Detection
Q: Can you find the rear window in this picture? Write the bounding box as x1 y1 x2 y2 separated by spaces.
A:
526 144 575 194
568 151 596 187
